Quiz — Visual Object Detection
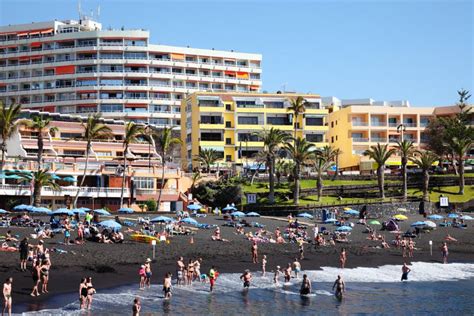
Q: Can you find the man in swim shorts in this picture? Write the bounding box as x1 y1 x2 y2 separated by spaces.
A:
401 263 411 281
3 277 12 316
293 258 301 279
144 258 152 288
300 274 311 295
332 275 345 299
240 270 252 289
163 273 172 299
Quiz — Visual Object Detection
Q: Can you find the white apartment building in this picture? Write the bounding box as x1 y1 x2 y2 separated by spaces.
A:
0 18 262 128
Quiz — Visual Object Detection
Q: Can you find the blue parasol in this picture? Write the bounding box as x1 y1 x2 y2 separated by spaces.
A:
150 216 175 223
93 209 111 216
231 211 246 217
181 217 199 225
336 226 352 232
98 220 122 231
246 212 261 217
297 212 314 219
187 204 202 211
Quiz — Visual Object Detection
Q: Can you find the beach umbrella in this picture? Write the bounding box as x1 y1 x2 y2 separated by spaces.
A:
336 226 352 232
344 209 359 216
0 173 23 179
461 215 473 220
71 208 86 215
31 207 52 215
447 213 459 219
93 209 111 216
0 209 9 214
231 211 246 217
181 217 198 226
246 212 261 217
150 216 175 223
423 220 437 228
79 207 91 212
62 176 76 182
397 208 409 213
324 218 337 223
223 205 237 211
13 204 33 211
411 221 426 227
118 207 134 214
393 214 408 221
369 220 381 225
98 220 122 231
187 204 201 211
52 209 74 216
427 214 444 220
49 174 61 180
297 212 314 219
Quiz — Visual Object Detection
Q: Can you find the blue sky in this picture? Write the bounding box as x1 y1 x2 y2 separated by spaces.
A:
0 0 472 106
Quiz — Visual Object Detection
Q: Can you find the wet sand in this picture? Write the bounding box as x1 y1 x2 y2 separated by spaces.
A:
1 213 473 310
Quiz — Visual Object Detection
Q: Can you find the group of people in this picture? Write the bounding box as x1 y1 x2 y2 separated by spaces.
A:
78 277 96 310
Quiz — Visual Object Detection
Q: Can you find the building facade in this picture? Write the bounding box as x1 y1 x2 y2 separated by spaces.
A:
181 92 329 171
0 110 190 211
0 18 262 128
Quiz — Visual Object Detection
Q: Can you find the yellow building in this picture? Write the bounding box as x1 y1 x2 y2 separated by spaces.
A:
326 98 435 171
181 92 329 171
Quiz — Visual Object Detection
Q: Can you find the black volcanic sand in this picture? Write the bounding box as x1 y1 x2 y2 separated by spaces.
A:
1 213 473 310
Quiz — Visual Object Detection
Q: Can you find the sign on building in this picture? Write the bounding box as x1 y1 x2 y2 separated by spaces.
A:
247 193 257 204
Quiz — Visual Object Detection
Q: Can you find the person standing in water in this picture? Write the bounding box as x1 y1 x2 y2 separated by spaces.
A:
300 274 311 295
401 263 411 281
163 273 172 299
339 248 347 269
332 275 345 299
209 266 218 292
144 258 152 288
3 277 12 316
441 242 449 264
273 266 281 285
132 297 141 316
293 258 301 279
251 241 258 264
240 270 252 289
79 278 88 309
262 255 267 276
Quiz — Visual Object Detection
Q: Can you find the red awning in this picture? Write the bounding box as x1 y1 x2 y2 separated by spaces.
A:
30 42 42 48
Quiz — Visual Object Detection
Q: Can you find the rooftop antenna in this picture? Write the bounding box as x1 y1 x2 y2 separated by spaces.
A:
78 0 83 20
281 82 288 93
97 5 101 20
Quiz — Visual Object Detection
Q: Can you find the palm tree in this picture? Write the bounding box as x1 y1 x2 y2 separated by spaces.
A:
250 150 267 185
409 151 439 201
255 128 290 204
19 116 58 170
0 102 22 172
15 169 60 206
396 140 415 201
312 152 334 201
154 127 182 211
73 114 113 208
363 143 396 198
191 171 202 190
194 148 220 173
287 96 306 140
284 137 315 205
120 122 146 207
449 137 472 195
332 148 342 180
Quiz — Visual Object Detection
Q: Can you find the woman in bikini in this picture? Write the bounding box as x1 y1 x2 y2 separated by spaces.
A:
187 259 195 285
79 278 88 309
40 259 50 293
339 248 347 269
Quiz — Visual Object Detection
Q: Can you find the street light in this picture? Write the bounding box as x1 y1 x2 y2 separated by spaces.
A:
397 123 406 142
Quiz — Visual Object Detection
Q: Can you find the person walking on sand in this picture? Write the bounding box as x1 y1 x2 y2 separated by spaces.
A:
30 261 41 297
251 241 258 264
339 248 347 269
442 242 449 264
401 263 411 281
262 255 267 276
332 275 345 300
163 273 172 299
300 274 311 295
293 258 301 279
132 297 141 316
40 259 51 294
240 270 252 289
79 278 88 309
144 258 152 288
3 277 12 316
19 238 29 272
274 266 281 285
298 239 305 260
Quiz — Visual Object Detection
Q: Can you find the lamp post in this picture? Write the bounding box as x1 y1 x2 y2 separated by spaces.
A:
397 123 406 142
146 124 152 171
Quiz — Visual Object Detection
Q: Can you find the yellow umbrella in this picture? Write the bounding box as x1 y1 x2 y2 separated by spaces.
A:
393 214 408 221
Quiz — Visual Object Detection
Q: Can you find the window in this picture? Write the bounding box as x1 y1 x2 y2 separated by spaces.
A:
96 151 112 157
124 52 147 59
306 117 324 126
61 132 82 139
236 100 261 108
238 116 259 125
63 150 85 156
264 101 284 109
200 116 223 124
200 133 222 141
134 177 154 189
267 116 291 125
307 134 324 143
101 104 123 112
238 133 261 142
198 100 220 107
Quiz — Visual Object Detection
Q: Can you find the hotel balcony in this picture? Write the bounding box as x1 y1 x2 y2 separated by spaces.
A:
0 184 129 198
352 137 369 143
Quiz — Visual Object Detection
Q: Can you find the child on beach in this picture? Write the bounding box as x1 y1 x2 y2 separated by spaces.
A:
163 273 172 299
262 255 267 276
273 266 281 285
132 297 141 316
251 241 258 264
339 248 347 269
138 265 146 289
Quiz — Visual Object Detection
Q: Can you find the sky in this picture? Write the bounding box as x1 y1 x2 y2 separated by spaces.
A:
0 0 472 106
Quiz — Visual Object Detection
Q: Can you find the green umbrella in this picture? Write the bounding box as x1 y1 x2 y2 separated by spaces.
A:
369 220 381 225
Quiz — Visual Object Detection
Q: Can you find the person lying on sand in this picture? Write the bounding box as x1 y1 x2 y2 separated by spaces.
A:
444 234 457 242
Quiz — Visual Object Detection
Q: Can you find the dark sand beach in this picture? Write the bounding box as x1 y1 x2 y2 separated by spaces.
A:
1 213 473 309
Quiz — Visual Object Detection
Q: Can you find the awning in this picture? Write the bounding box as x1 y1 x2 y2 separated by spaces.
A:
236 72 249 79
224 71 236 76
200 146 224 151
19 56 30 60
250 85 260 90
30 42 42 48
29 31 40 36
125 104 148 108
17 32 28 36
55 65 75 75
41 28 54 34
171 53 185 60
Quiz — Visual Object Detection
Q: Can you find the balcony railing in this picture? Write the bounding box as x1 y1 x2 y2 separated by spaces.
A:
352 138 369 142
352 121 368 126
371 137 387 142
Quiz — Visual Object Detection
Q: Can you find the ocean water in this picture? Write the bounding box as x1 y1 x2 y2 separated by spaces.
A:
18 262 474 315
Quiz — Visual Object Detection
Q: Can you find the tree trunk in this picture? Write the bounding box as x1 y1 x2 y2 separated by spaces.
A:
0 141 6 172
332 154 339 180
401 157 407 201
37 132 44 170
73 143 90 208
33 179 41 206
293 113 298 140
317 170 323 201
157 150 165 212
120 144 128 207
268 157 275 204
294 163 300 205
459 157 464 195
423 170 429 201
377 166 385 199
452 152 458 176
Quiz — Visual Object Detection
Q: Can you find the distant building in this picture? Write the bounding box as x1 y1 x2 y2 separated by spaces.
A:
181 92 329 171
